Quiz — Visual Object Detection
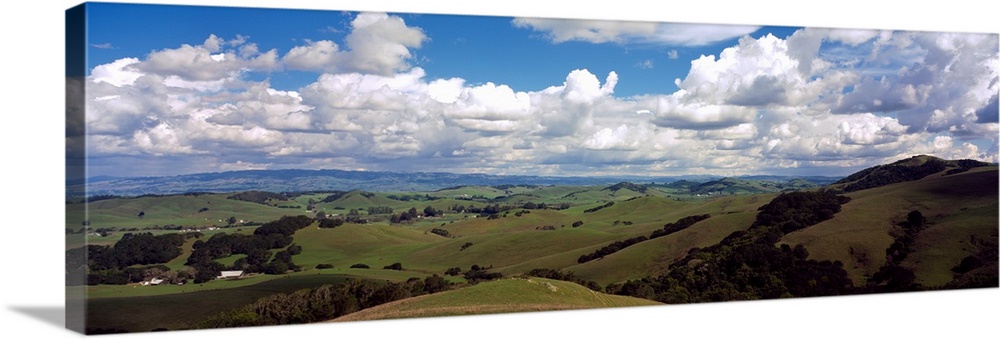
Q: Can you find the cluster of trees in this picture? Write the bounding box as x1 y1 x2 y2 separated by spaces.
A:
608 191 854 303
583 202 614 213
947 234 999 289
465 204 508 215
367 206 393 215
319 191 375 202
383 263 403 270
603 182 648 193
316 211 366 225
386 193 438 202
198 276 455 328
525 268 602 291
389 206 444 224
430 228 451 237
520 202 551 210
649 214 711 239
491 184 540 190
342 209 369 224
577 235 648 263
185 216 313 282
751 190 850 233
868 210 927 291
72 232 194 285
227 191 289 205
318 218 345 228
944 159 992 175
834 157 948 192
463 264 503 283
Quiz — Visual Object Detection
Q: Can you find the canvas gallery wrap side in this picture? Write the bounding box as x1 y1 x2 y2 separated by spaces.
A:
65 1 999 335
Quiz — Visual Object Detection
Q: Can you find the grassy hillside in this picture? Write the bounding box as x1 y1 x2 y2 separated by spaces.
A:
66 193 306 230
781 166 998 285
85 272 407 332
70 155 997 333
331 277 662 322
567 211 758 285
831 155 993 192
291 223 446 271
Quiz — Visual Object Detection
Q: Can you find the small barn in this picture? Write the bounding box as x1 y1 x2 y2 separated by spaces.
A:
217 270 244 279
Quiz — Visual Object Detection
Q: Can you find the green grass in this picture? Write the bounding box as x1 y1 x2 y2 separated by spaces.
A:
567 210 758 285
85 271 421 332
332 277 662 322
291 223 447 271
780 167 998 285
408 227 620 274
67 193 307 230
73 169 996 332
902 203 999 286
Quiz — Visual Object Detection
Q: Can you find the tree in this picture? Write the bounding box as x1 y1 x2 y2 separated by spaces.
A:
264 261 288 275
137 211 145 219
423 206 439 217
227 216 237 226
423 274 450 293
906 210 926 228
383 262 403 270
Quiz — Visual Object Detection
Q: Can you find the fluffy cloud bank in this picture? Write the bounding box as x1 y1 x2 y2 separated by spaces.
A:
284 12 426 75
512 17 760 46
81 12 999 177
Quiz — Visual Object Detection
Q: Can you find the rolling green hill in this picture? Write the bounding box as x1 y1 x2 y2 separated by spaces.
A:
66 193 306 231
831 155 994 192
330 277 662 322
781 164 998 286
69 155 998 334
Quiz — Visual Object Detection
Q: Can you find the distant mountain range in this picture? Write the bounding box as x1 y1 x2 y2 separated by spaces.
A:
66 168 843 198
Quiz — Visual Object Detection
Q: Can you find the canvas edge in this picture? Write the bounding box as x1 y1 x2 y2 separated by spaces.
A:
65 1 87 334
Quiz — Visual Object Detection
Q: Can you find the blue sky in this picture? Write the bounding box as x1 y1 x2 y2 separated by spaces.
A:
85 4 800 96
74 2 1000 178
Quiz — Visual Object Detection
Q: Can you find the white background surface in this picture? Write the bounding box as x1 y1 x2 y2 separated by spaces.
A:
0 1 997 338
